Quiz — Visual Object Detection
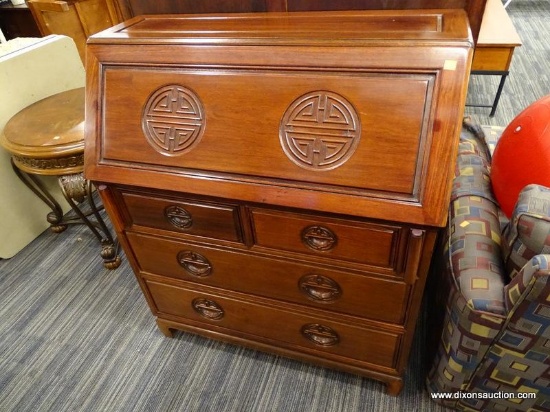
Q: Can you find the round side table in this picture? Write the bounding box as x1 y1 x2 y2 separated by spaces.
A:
0 87 120 269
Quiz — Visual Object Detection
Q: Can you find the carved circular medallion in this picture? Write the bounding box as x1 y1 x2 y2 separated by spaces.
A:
165 205 193 229
177 250 212 277
280 91 361 171
298 274 342 302
192 298 224 320
301 323 340 347
301 225 337 251
142 85 205 156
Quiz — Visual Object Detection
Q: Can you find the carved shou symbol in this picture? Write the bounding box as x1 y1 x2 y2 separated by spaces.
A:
192 298 224 320
177 250 213 277
301 323 340 347
299 274 342 302
164 205 193 229
280 91 361 171
142 85 205 156
302 225 337 251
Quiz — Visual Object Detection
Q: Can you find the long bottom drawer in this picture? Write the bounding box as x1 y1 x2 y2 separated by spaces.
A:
144 278 401 370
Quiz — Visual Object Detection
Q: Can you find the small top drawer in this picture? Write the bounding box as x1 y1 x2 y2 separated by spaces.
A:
250 208 403 271
120 190 242 243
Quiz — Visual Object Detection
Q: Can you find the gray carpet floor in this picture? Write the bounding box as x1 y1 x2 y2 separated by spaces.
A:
0 1 548 411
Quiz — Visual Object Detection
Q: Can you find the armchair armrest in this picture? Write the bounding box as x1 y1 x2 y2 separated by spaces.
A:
447 193 508 315
448 121 507 315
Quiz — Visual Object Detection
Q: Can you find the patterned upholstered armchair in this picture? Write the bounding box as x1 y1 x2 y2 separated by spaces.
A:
426 118 550 411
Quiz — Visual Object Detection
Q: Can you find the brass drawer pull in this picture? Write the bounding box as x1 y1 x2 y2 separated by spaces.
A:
192 298 224 320
164 205 193 229
301 324 340 347
177 250 212 277
299 274 342 302
302 225 337 251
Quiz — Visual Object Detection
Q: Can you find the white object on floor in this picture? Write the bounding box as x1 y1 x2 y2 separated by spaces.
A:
0 35 85 258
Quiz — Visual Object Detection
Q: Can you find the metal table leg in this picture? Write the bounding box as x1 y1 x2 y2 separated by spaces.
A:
466 70 509 117
10 159 120 269
59 173 121 269
10 158 67 233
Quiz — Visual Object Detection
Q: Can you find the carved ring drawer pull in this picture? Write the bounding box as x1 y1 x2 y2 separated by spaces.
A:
298 274 342 302
192 298 224 320
301 324 340 347
302 226 337 251
177 250 212 277
164 205 193 229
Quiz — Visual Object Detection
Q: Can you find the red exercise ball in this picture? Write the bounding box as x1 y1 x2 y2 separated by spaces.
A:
491 94 550 217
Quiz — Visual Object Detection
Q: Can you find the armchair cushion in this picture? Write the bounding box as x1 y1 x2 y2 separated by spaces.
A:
461 117 493 162
503 184 550 279
505 255 550 311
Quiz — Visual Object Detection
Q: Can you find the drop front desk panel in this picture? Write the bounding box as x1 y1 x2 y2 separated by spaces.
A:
84 11 473 395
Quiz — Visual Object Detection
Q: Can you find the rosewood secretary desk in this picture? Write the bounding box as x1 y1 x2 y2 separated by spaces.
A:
84 0 486 394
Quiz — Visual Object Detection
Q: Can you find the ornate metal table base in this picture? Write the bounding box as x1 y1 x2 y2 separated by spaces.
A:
11 160 121 269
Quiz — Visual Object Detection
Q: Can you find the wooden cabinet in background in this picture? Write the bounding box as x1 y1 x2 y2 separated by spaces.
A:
27 0 123 62
114 0 271 17
85 10 473 394
0 3 41 40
